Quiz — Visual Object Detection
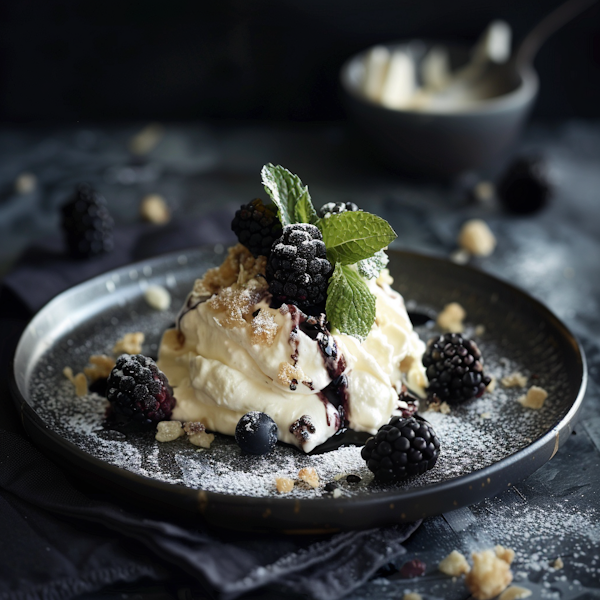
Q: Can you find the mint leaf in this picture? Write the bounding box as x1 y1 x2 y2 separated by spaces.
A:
319 211 396 265
294 188 319 225
261 164 317 226
357 249 389 279
326 263 376 340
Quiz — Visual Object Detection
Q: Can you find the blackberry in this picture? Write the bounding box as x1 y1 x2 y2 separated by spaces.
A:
423 333 491 404
61 183 114 259
106 354 176 430
361 416 440 482
235 411 278 455
498 155 552 214
231 198 283 258
266 223 333 311
318 201 359 219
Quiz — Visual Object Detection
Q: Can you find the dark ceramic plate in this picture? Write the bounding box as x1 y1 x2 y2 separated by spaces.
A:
10 248 587 533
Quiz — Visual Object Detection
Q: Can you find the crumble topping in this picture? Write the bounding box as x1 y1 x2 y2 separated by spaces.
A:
458 219 497 257
113 332 145 355
438 550 470 576
494 545 515 565
208 278 268 328
188 431 215 448
298 467 320 488
278 362 308 390
276 477 295 494
84 354 116 381
501 372 528 388
436 302 466 333
251 309 278 346
63 367 88 397
140 194 171 224
465 549 513 600
498 586 532 600
518 386 548 409
156 421 185 442
193 243 267 298
144 285 171 311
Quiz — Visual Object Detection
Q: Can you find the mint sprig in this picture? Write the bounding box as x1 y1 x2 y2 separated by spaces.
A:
261 163 318 226
318 211 396 265
326 263 376 341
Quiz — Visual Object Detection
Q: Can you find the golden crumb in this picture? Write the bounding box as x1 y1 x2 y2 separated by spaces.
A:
518 386 548 409
494 545 515 565
208 279 268 328
438 550 470 576
486 376 497 393
63 367 88 397
251 310 278 346
278 362 308 390
15 172 37 194
439 401 451 415
113 332 145 355
501 372 528 388
402 594 423 600
458 219 496 257
475 324 486 336
276 477 295 494
84 354 116 381
498 586 532 600
129 122 164 155
195 243 267 298
298 467 320 488
188 431 215 448
140 194 170 224
552 557 564 569
155 421 185 442
144 285 171 311
465 549 513 600
436 302 466 333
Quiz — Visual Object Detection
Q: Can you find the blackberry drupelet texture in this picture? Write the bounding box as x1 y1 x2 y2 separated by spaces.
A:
231 198 283 258
497 155 552 214
361 416 440 482
266 223 333 312
423 333 491 404
61 183 114 259
107 354 175 429
318 201 360 219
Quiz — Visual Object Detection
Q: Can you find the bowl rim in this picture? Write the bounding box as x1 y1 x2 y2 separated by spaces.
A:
340 39 539 117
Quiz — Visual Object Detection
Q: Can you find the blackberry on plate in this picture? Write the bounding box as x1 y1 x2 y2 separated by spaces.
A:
266 223 333 312
361 416 440 482
106 354 175 430
423 332 491 404
231 198 283 258
235 411 278 455
318 201 359 219
61 183 114 259
497 155 552 214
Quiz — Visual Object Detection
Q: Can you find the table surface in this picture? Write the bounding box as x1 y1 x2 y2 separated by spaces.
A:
1 121 599 600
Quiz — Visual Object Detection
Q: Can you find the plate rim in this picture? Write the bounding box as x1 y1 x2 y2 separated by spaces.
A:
10 247 588 532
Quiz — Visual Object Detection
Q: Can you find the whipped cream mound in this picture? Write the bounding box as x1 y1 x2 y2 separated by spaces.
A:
158 244 426 453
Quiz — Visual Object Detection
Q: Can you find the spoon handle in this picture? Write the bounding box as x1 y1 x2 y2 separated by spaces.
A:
516 0 599 67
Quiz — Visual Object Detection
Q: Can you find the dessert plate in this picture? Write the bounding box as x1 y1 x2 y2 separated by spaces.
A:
10 248 587 533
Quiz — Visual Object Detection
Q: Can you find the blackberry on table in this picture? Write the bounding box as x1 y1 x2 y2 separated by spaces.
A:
106 354 175 430
497 155 552 214
266 223 333 312
235 411 278 455
318 201 359 219
231 198 283 258
61 183 114 259
423 332 491 404
361 416 440 482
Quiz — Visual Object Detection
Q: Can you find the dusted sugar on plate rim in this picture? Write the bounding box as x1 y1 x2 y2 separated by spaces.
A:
157 164 428 453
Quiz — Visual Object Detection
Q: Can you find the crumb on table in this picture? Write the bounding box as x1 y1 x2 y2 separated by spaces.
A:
155 421 185 442
63 366 88 397
465 548 513 600
298 467 319 488
276 477 295 494
113 332 145 355
438 550 470 576
458 219 497 257
140 194 171 224
84 354 116 381
517 386 548 409
501 372 528 388
144 285 171 311
436 302 466 333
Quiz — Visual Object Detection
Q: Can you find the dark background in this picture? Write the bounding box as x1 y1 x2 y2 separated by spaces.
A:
1 0 599 124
